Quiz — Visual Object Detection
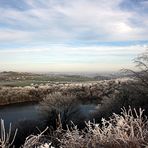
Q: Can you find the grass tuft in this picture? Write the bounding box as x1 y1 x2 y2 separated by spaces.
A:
23 107 148 148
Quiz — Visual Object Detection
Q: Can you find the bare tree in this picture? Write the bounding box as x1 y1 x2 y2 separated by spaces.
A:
121 50 148 109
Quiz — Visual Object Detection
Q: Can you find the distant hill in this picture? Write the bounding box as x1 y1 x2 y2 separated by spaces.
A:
0 71 39 76
0 71 95 86
0 71 40 81
0 71 132 87
93 75 111 80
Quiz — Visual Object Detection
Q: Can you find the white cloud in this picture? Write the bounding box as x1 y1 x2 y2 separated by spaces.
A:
0 0 148 72
0 29 33 42
0 0 147 43
0 44 146 55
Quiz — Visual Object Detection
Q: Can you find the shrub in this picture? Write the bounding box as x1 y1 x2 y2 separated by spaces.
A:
39 92 81 129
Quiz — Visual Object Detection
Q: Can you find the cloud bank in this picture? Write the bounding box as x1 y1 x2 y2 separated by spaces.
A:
0 0 148 72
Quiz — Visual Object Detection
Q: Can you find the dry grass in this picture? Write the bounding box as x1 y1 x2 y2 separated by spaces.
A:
58 107 148 148
0 119 17 148
23 127 50 148
22 107 148 148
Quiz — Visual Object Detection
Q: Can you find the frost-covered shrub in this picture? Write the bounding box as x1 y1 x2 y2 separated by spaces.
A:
22 107 148 148
59 107 148 148
40 92 81 129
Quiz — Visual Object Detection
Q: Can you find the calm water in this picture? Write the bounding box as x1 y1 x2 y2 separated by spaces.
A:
0 102 98 128
0 102 41 128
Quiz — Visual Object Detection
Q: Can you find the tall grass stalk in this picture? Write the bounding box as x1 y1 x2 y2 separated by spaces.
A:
0 119 17 148
23 107 148 148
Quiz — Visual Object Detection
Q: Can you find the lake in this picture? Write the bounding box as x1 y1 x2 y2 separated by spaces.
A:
0 102 41 128
0 102 98 129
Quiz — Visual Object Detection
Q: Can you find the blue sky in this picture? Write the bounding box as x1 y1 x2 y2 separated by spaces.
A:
0 0 148 72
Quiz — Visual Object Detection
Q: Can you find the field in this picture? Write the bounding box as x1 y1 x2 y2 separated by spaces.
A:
0 71 101 87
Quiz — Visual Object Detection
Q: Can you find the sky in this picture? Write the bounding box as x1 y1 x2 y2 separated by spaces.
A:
0 0 148 73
